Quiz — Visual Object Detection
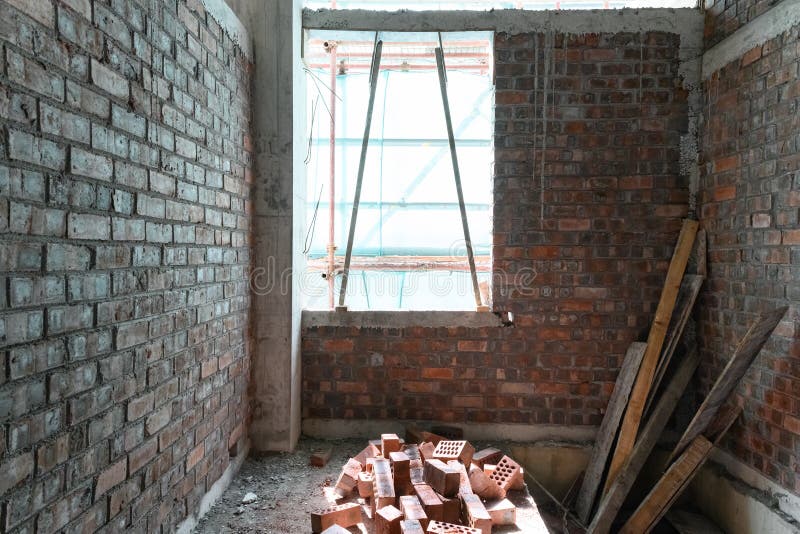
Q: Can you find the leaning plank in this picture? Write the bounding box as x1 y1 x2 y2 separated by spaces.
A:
643 275 705 416
604 219 698 492
667 306 788 464
587 349 699 534
575 342 647 523
618 436 714 534
619 406 741 534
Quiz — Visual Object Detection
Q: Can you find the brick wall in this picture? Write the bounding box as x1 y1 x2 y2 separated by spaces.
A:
302 31 690 427
0 0 252 531
699 19 800 492
704 0 789 47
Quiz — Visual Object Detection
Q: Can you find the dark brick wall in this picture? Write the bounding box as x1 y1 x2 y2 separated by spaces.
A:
0 0 252 531
699 24 800 493
302 32 690 427
704 0 789 47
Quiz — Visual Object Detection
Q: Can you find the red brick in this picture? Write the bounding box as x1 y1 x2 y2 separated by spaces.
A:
95 459 127 499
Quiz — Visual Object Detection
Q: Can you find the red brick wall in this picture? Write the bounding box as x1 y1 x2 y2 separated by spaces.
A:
704 0 789 47
699 23 800 492
0 0 252 530
302 31 690 427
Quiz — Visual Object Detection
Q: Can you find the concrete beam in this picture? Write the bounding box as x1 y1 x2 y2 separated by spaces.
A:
303 7 702 36
302 310 504 329
702 0 800 78
201 0 252 59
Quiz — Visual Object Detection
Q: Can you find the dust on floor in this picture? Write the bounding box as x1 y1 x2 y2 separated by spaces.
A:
195 437 582 533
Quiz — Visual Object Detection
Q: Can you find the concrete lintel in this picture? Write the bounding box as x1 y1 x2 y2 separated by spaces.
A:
303 7 702 36
201 0 252 59
702 0 800 78
302 418 596 444
175 439 250 534
302 310 504 329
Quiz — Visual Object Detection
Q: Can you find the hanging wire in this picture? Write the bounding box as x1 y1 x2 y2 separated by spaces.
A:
303 184 324 255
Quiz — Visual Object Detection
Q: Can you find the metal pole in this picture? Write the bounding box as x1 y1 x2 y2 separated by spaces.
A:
337 38 383 309
327 42 337 309
435 45 483 309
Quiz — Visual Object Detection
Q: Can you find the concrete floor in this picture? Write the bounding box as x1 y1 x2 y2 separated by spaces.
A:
195 438 586 533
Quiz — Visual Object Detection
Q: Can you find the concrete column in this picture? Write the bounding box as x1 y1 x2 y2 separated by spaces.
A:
226 0 306 452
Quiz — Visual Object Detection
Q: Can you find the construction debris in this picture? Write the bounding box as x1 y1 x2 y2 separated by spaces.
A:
310 432 527 533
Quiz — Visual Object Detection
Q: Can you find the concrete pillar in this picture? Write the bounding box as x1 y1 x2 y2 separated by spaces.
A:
226 0 306 452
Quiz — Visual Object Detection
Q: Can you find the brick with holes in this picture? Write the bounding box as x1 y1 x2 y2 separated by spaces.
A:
423 459 460 498
468 464 505 500
399 495 429 529
375 505 403 534
413 483 443 522
487 456 521 494
460 493 492 534
427 521 482 534
334 458 362 497
310 502 361 533
432 440 475 466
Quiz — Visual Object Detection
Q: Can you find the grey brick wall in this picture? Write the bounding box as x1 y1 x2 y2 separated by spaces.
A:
0 0 253 531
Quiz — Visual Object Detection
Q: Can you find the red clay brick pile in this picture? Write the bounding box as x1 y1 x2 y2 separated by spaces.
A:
311 428 522 533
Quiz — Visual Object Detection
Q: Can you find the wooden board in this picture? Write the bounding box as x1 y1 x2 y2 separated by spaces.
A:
666 508 724 534
692 229 707 277
604 219 698 492
643 274 704 416
619 436 714 534
587 349 700 534
667 306 788 464
575 342 647 523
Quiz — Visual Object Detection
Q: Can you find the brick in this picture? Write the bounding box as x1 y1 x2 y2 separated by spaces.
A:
461 493 491 534
433 440 475 467
488 456 521 493
446 460 472 496
400 520 425 534
413 484 444 522
46 244 90 271
36 433 70 474
399 495 429 529
334 458 362 496
66 80 109 119
375 505 403 534
70 147 113 180
424 459 460 498
8 130 66 170
129 438 157 473
310 447 332 467
90 58 129 100
484 498 515 525
382 433 401 456
468 464 505 500
373 458 396 512
358 471 374 498
5 0 55 26
116 320 149 350
186 442 204 471
145 404 171 435
0 310 44 347
48 304 93 334
95 458 127 498
310 502 361 533
112 217 145 241
112 104 146 138
0 452 33 497
472 448 503 468
427 521 481 534
68 213 110 240
6 49 64 101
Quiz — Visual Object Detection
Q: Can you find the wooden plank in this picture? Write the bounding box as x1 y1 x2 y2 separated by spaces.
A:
667 306 788 464
693 229 707 277
644 274 705 416
587 349 699 534
575 342 647 523
619 436 714 534
604 219 698 492
666 508 724 534
619 406 742 534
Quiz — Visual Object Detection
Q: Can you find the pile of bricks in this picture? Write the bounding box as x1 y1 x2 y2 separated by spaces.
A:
311 428 524 533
